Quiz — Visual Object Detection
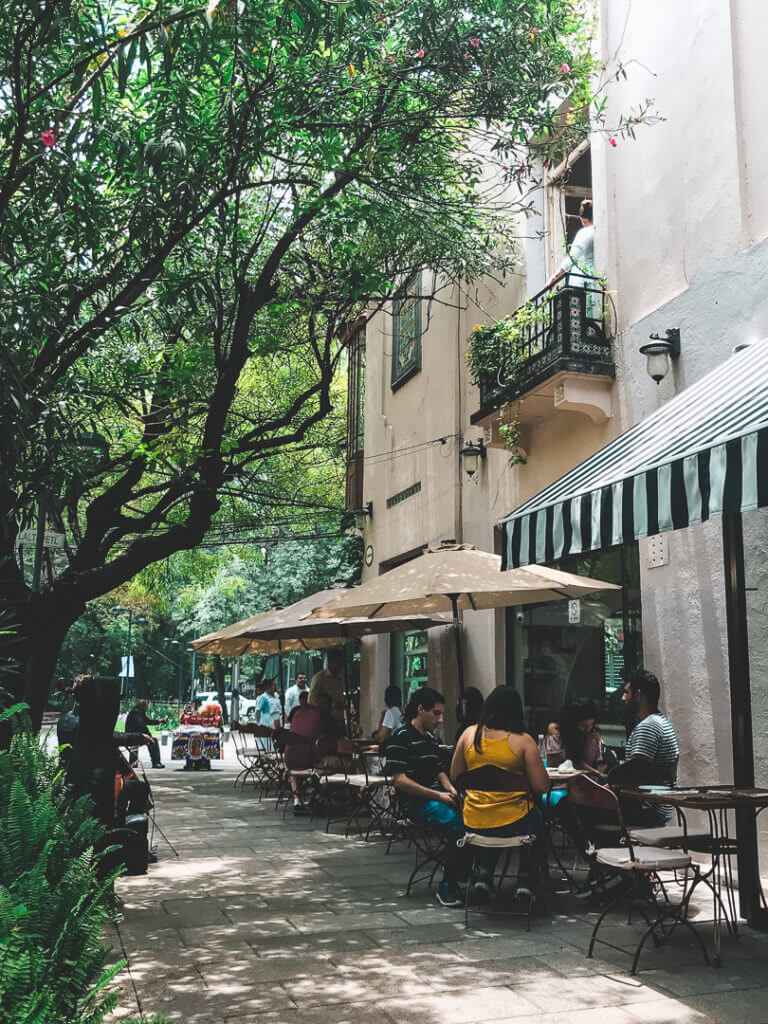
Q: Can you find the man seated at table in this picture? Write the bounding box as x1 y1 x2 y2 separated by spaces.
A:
385 686 472 908
285 693 356 815
620 670 679 783
608 670 680 825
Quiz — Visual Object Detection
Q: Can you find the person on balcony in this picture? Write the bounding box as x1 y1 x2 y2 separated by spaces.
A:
547 198 595 313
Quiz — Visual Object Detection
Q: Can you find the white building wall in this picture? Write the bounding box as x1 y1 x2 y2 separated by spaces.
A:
357 3 768 869
597 0 768 849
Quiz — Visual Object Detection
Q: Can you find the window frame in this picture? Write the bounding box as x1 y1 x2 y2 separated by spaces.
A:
390 274 423 391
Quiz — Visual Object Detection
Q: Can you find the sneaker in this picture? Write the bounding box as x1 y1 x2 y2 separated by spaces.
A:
293 801 308 816
436 882 464 908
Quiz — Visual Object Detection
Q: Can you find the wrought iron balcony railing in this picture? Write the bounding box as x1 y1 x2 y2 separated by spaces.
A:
471 280 614 423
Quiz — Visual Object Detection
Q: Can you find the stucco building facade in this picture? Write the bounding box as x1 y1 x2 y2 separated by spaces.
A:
348 0 768 862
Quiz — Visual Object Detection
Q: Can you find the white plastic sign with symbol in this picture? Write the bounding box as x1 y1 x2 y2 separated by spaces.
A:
568 599 581 624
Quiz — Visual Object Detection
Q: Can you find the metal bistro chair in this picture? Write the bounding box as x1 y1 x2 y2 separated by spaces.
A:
455 766 539 931
343 749 388 840
311 738 357 833
230 722 263 791
569 774 710 975
391 786 445 897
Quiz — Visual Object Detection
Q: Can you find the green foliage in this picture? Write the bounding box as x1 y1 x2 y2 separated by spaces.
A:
0 705 124 1024
0 0 616 720
498 419 528 468
466 300 548 392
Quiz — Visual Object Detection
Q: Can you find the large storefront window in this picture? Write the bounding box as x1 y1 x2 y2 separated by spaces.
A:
506 543 642 748
391 629 429 705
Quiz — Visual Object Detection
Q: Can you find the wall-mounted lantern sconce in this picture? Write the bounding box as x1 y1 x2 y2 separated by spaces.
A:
459 437 487 478
639 329 681 383
353 501 373 529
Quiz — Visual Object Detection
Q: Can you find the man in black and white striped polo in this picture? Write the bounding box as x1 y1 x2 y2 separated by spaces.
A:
622 670 680 784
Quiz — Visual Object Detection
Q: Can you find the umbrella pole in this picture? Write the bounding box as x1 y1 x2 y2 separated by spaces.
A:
450 594 466 701
278 642 284 725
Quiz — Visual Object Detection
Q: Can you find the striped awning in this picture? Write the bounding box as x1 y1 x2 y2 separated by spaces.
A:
501 340 768 568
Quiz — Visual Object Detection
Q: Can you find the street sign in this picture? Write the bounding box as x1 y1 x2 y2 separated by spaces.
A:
568 599 581 624
17 529 66 550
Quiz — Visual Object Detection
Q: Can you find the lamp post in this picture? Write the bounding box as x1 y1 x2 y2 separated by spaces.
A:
164 638 183 705
112 606 147 696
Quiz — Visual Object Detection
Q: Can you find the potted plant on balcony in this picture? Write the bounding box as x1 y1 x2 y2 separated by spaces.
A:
466 300 550 393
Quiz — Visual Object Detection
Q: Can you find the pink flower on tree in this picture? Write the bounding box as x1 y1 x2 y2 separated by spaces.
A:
41 130 56 148
470 37 480 47
388 56 395 63
416 48 424 57
560 62 571 73
609 137 617 147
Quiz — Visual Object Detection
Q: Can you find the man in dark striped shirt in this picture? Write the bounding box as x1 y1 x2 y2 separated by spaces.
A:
385 686 471 907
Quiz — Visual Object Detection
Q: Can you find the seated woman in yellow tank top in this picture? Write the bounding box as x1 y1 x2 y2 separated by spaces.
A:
450 687 550 898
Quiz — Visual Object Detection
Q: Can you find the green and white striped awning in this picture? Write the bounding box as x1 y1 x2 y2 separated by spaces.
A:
501 340 768 569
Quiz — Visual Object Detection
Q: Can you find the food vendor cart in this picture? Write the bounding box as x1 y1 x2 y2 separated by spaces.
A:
172 703 223 770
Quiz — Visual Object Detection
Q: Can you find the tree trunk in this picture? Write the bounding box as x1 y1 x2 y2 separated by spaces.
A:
2 591 82 731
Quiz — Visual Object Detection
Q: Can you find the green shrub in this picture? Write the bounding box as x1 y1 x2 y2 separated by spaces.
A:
0 704 124 1024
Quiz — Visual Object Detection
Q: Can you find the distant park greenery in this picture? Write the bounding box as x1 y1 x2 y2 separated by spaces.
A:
56 534 362 700
0 0 614 725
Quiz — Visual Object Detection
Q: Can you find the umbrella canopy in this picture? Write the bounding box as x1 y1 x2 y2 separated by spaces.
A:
308 543 619 698
191 584 449 656
227 583 448 646
309 544 619 619
191 610 277 656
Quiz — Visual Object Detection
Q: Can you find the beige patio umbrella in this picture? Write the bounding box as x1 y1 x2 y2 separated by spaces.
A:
308 542 619 696
191 610 279 656
192 583 449 712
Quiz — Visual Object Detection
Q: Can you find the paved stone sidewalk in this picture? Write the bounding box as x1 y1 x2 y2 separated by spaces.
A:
109 763 768 1024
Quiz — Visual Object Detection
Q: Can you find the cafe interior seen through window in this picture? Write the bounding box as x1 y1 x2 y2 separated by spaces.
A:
505 543 642 750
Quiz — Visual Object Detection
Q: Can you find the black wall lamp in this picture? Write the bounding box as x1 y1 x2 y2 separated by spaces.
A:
639 328 681 383
459 437 486 478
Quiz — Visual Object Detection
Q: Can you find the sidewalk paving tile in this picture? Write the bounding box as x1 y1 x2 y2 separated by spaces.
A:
108 762 768 1024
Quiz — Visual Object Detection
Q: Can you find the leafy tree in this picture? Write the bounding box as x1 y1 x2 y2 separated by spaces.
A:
0 0 605 725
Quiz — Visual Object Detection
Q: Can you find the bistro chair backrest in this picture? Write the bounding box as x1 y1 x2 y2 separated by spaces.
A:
455 765 532 801
568 773 619 812
455 765 530 793
568 773 635 857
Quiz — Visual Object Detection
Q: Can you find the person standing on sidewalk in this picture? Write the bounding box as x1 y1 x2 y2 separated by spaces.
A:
255 678 283 729
285 672 309 717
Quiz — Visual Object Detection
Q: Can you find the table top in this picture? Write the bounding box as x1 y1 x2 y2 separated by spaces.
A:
615 784 768 810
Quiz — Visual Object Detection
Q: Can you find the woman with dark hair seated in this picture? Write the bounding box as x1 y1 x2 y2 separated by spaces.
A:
452 686 484 746
450 687 549 899
546 698 609 771
375 684 404 746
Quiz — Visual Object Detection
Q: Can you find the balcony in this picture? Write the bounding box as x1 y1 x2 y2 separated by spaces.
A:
470 282 614 434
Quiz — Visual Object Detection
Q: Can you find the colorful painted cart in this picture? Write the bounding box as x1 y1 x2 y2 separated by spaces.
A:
172 716 222 770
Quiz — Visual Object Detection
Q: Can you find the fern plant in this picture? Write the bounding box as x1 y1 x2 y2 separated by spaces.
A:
0 704 125 1024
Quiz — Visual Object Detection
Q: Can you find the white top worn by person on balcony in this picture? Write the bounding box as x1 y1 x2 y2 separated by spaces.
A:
560 223 594 288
